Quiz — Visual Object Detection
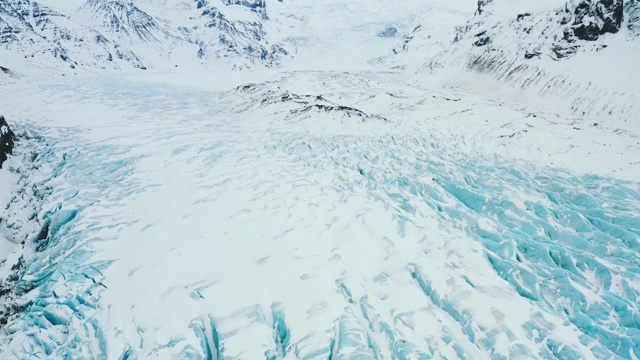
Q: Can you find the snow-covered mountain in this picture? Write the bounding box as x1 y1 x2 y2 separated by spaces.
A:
399 0 640 125
0 0 146 71
0 1 639 359
0 0 292 74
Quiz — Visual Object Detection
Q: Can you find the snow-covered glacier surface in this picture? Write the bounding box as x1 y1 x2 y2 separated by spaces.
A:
0 75 639 359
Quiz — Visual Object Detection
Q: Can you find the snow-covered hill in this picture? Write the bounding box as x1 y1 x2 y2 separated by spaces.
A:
0 1 639 359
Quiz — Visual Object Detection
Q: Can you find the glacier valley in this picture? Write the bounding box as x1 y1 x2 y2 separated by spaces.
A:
0 0 639 359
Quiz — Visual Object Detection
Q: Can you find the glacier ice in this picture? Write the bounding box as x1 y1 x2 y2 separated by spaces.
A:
0 72 638 359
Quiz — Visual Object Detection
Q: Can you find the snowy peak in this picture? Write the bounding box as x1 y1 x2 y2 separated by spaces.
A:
0 0 145 72
82 0 166 43
74 0 203 70
0 0 290 73
219 0 270 18
0 1 65 50
193 0 287 68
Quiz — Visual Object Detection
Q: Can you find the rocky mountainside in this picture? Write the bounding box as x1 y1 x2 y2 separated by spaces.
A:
0 0 144 72
397 0 640 124
0 0 291 74
188 0 288 68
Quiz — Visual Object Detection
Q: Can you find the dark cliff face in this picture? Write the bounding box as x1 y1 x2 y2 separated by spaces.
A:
627 0 640 36
476 0 494 15
566 0 624 41
0 115 15 169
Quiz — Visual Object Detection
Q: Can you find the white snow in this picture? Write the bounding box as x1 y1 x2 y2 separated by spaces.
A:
0 0 639 359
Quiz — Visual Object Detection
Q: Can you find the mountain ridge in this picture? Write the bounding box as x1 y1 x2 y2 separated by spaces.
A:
0 0 292 74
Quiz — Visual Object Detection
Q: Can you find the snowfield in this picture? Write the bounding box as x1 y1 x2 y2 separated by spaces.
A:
0 0 639 359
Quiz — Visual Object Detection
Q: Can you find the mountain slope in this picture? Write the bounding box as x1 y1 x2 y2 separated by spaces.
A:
400 0 640 126
0 0 144 71
0 0 293 74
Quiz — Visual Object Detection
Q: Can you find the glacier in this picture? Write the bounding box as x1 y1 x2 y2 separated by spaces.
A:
0 0 639 359
0 72 638 359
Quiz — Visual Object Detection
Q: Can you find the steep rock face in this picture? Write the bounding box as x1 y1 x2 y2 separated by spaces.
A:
0 115 14 169
476 0 494 15
627 0 640 36
566 0 624 41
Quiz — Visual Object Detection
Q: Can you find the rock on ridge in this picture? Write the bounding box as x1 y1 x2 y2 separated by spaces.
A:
0 115 14 169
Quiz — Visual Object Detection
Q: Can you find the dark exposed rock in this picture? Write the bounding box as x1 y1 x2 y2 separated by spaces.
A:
473 36 491 46
626 0 640 36
517 13 532 21
0 115 15 169
598 0 624 34
222 0 266 10
573 21 601 40
563 27 577 41
524 48 541 59
473 31 491 46
291 104 389 123
571 0 623 41
476 0 493 15
551 42 579 59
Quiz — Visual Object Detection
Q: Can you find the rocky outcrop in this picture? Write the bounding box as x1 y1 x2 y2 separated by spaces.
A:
476 0 494 15
566 0 624 41
476 0 493 15
627 0 640 36
0 115 14 169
